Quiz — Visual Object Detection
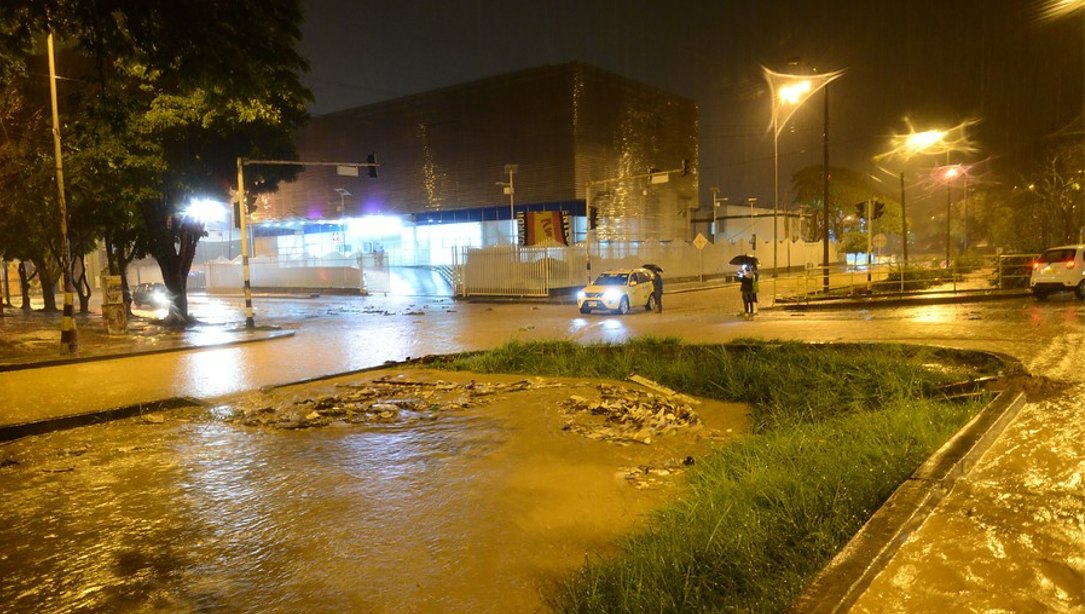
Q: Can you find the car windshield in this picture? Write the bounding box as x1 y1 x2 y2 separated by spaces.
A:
1039 249 1076 263
594 273 629 286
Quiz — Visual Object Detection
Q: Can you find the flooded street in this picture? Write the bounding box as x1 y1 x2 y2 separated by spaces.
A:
2 291 1083 611
0 368 745 613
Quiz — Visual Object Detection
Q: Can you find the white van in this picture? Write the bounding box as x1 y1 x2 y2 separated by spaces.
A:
1029 244 1085 300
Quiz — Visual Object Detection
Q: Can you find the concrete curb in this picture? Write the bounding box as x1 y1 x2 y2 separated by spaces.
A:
0 329 295 373
0 397 204 443
778 289 1030 311
788 388 1028 613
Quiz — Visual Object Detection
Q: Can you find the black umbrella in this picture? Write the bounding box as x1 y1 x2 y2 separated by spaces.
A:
642 263 663 273
729 254 759 267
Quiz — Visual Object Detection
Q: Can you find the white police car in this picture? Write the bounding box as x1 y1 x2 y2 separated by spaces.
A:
576 268 658 314
1030 244 1085 300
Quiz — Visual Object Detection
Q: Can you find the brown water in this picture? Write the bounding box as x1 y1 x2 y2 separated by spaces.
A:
0 370 747 613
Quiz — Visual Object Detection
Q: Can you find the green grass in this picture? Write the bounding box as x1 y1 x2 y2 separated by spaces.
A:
432 338 994 612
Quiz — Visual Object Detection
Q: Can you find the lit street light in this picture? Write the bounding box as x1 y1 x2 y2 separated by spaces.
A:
764 65 843 286
875 121 979 267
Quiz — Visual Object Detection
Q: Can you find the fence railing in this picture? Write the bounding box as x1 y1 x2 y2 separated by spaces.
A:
774 254 1037 304
455 240 834 298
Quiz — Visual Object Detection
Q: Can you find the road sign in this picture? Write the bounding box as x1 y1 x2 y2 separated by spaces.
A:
693 233 709 250
873 233 887 249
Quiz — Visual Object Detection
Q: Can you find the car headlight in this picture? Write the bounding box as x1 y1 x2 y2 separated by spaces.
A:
603 289 622 302
576 290 586 301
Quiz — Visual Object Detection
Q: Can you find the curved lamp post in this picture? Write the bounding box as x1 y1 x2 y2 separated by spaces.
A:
764 66 843 284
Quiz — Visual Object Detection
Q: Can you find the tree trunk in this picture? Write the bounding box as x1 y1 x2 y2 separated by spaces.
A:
142 199 201 324
74 253 91 314
33 260 59 313
18 262 33 310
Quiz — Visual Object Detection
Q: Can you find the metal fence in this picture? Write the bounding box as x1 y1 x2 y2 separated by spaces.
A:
774 254 1038 304
455 239 833 298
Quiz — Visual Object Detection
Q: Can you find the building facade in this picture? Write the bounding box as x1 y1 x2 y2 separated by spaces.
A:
258 62 699 265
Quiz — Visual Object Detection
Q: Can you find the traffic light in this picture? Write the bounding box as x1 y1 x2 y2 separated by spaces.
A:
681 159 690 176
232 199 256 228
873 200 885 219
855 202 866 220
588 206 599 229
367 152 378 178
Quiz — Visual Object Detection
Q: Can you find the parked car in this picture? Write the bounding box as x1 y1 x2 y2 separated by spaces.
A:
132 282 170 307
576 268 658 314
1029 244 1085 300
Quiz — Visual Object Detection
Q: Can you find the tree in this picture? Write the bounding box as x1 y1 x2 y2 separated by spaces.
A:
790 165 902 254
1 0 311 323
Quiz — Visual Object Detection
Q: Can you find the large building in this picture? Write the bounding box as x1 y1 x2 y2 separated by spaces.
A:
258 62 698 265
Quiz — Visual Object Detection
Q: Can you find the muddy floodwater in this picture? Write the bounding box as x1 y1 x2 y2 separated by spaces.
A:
0 369 747 613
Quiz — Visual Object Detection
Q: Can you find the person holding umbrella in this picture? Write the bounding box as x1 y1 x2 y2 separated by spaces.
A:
730 255 759 317
643 263 663 313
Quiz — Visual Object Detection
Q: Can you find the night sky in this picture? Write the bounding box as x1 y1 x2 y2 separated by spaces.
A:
298 0 1083 212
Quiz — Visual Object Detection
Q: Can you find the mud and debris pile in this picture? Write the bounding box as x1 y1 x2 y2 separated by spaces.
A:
226 376 564 430
560 383 702 445
224 373 704 451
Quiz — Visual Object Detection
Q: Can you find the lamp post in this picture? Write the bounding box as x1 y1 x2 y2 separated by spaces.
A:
772 78 811 277
334 188 350 253
764 65 842 291
503 164 518 244
710 187 727 242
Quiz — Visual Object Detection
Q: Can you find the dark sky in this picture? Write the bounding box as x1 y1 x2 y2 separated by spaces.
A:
298 0 1083 209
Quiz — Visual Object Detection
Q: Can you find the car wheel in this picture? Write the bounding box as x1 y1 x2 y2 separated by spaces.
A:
1076 280 1085 300
616 297 630 315
579 305 591 314
1032 289 1049 301
645 294 657 311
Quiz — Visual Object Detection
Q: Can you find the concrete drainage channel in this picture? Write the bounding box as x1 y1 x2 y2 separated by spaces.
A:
789 388 1027 612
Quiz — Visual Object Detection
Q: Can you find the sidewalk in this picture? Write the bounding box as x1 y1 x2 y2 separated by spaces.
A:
0 308 292 372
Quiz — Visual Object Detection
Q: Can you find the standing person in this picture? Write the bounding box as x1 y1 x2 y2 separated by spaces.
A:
651 269 663 313
739 264 758 317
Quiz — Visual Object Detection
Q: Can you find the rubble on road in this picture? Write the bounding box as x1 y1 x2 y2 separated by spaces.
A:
618 456 697 489
222 372 705 457
560 383 702 445
224 375 566 430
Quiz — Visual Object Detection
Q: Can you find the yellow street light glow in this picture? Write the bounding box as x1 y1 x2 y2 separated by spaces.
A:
905 130 946 153
874 118 980 166
944 166 961 179
778 80 812 105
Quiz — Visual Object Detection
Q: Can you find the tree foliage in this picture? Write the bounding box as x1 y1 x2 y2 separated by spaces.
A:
0 0 310 321
790 165 902 253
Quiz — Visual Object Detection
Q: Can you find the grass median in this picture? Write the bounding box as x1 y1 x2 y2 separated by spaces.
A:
434 338 998 612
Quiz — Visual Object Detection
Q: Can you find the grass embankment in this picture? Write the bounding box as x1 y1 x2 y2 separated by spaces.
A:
435 338 996 613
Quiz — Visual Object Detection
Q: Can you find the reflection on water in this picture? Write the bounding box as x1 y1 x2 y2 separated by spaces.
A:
0 413 509 612
0 380 713 613
177 347 248 398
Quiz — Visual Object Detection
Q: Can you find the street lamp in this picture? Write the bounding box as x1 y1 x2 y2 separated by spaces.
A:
334 188 350 253
764 66 843 283
498 163 518 245
710 187 728 242
941 163 968 264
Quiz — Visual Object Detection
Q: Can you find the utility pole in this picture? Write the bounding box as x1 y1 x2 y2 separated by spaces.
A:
236 157 378 329
821 83 831 294
47 33 77 354
900 172 908 265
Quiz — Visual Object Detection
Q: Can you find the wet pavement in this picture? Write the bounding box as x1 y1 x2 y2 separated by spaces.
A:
0 287 1083 611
